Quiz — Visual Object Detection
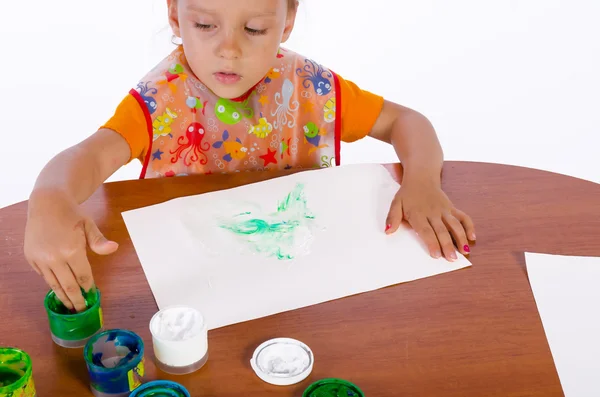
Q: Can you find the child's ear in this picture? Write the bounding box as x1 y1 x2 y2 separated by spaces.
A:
281 1 299 43
167 0 182 38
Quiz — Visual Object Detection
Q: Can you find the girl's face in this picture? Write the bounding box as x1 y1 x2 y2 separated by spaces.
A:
169 0 297 99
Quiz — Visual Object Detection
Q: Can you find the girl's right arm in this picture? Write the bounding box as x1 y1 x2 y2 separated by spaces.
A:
24 129 131 312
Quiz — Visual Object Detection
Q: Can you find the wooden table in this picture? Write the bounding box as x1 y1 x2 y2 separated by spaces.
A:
1 162 599 396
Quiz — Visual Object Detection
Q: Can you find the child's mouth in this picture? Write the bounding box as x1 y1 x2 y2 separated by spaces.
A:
214 72 241 85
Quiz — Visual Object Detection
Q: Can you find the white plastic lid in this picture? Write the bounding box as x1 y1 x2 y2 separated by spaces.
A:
250 338 314 386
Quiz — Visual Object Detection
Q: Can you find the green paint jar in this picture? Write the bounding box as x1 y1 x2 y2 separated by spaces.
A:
0 348 36 397
303 378 365 397
44 288 104 348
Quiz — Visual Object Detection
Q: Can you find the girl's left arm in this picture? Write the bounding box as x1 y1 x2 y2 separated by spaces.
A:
368 100 476 261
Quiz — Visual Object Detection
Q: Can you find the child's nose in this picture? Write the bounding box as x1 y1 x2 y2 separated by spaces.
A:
216 31 242 60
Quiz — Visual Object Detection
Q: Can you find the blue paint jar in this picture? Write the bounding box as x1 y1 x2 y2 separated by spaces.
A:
130 380 191 397
83 329 145 397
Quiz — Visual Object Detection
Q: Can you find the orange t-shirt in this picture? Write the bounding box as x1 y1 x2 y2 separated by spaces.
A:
101 74 384 163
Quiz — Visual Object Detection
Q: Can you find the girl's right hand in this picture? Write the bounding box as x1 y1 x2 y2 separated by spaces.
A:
24 191 119 312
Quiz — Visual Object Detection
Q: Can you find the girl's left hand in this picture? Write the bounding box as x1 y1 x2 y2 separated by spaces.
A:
385 179 476 261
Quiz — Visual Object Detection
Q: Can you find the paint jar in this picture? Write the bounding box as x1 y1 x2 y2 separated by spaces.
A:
129 380 190 397
44 287 104 348
149 306 208 375
84 329 145 397
303 378 365 397
0 348 36 397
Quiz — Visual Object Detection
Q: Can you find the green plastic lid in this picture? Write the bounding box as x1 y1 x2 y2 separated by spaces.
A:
303 378 365 397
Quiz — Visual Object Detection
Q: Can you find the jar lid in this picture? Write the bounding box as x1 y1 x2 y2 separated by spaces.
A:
250 338 314 386
303 378 365 397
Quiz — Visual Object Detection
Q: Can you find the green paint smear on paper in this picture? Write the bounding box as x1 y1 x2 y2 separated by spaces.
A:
219 183 316 260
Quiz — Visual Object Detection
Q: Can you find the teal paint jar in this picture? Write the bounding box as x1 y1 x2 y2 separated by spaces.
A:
129 380 190 397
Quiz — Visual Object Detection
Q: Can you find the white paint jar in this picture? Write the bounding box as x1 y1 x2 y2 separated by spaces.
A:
149 305 209 375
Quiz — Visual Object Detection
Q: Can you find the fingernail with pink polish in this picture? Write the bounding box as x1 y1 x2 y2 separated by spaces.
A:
464 245 471 253
385 224 392 232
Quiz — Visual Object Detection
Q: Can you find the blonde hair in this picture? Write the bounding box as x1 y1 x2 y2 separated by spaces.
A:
169 0 299 44
173 0 298 8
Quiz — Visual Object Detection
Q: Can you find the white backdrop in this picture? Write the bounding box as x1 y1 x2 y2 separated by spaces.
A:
0 0 598 208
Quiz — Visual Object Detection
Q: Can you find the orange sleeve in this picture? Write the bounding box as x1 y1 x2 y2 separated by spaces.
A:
336 74 385 143
100 93 150 164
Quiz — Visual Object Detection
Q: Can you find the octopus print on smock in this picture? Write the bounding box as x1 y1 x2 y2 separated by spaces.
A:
128 46 341 179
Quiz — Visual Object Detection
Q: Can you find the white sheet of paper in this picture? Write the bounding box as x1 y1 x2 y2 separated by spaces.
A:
525 252 600 397
122 164 471 330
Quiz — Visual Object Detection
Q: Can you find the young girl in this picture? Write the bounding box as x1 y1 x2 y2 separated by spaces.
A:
24 0 476 312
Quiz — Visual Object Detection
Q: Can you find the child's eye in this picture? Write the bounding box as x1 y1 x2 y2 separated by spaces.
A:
195 23 215 30
245 27 268 36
